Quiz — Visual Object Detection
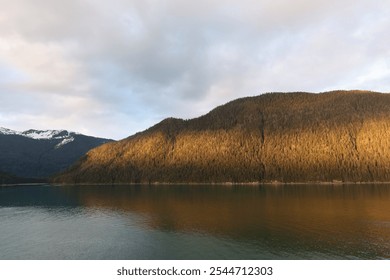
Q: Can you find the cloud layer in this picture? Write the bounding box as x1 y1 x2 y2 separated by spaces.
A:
0 0 389 139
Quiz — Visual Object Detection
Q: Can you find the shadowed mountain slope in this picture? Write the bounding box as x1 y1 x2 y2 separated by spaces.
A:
0 171 46 185
0 129 112 179
54 90 390 183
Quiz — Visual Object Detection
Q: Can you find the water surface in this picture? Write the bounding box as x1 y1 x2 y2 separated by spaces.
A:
1 184 389 259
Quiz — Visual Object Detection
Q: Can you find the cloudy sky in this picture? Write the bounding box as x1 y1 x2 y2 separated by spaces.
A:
0 0 389 139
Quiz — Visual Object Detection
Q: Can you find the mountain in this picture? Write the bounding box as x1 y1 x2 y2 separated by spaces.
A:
54 90 390 184
0 171 45 185
0 128 112 179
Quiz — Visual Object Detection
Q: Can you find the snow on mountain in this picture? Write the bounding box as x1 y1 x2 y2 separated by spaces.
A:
0 127 17 135
0 127 113 178
20 129 77 140
0 127 77 147
55 137 75 149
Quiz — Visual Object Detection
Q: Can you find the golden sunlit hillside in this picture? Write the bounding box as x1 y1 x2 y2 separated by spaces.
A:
54 90 390 183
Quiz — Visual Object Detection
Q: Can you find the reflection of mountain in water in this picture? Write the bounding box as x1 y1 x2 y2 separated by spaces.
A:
71 184 390 259
1 184 390 259
0 185 80 207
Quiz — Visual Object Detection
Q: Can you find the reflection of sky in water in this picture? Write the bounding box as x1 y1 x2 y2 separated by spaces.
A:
1 184 390 259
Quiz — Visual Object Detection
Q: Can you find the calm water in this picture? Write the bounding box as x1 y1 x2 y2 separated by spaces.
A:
0 184 389 260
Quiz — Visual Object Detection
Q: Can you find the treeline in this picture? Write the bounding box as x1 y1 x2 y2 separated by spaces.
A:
54 90 390 183
0 171 46 185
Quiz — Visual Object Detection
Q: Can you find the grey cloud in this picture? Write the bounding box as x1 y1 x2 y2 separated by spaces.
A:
0 0 389 139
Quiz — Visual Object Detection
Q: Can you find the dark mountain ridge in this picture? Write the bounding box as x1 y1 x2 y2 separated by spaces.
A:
54 90 390 184
0 171 46 185
0 129 113 179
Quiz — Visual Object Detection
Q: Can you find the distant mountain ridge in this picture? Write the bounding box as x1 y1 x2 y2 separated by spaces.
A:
0 128 80 149
0 128 113 179
55 90 390 184
0 127 77 139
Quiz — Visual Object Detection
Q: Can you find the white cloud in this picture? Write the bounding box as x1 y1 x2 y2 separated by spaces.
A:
0 0 389 139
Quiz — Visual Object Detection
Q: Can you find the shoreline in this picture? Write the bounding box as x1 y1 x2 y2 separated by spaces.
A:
51 181 390 186
4 181 390 187
0 183 49 187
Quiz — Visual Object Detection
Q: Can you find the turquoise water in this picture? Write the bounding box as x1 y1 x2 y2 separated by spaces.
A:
0 184 389 259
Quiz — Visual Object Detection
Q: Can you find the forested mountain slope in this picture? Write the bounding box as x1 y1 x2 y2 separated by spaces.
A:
54 91 390 183
0 129 112 178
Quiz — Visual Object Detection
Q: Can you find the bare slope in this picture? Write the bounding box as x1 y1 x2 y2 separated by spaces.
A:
54 90 390 183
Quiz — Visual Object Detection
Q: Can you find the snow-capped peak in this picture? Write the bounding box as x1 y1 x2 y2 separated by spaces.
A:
21 129 74 140
0 127 18 135
0 127 77 147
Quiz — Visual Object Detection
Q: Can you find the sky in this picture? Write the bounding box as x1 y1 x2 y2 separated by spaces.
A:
0 0 389 140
